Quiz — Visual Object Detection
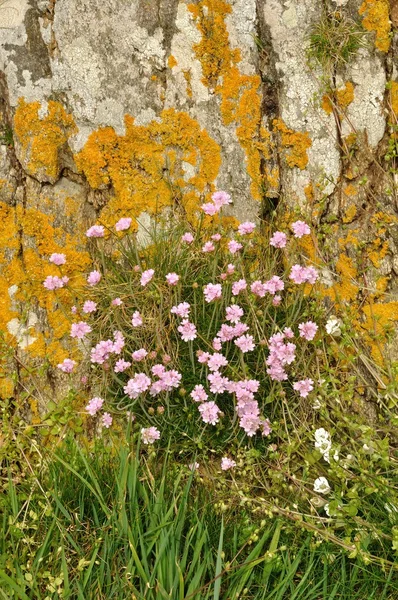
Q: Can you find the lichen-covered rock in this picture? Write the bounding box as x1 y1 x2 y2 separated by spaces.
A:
0 0 398 407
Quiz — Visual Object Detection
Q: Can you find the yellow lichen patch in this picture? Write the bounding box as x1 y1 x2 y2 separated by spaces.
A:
76 109 221 227
359 0 391 53
188 0 272 200
338 229 360 248
321 94 333 115
272 118 311 170
342 204 357 223
13 99 77 181
0 201 90 368
389 81 398 120
336 82 355 110
168 55 178 68
368 237 389 268
360 302 398 362
183 69 193 98
324 253 358 302
304 183 314 203
0 376 14 400
343 184 357 197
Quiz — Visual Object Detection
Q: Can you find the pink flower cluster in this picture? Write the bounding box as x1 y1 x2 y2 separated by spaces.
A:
201 191 232 215
204 283 222 303
266 330 296 382
57 358 76 373
238 221 255 235
141 426 160 444
178 320 197 342
140 269 154 287
86 225 105 238
90 331 125 364
87 270 102 286
85 396 113 428
43 275 69 290
250 276 284 297
289 265 318 285
49 253 66 265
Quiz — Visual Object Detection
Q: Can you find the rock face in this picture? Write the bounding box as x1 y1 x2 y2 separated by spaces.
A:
0 0 397 406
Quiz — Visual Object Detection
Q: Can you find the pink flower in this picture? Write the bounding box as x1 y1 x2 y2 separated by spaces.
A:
226 305 244 323
250 280 267 297
115 217 132 231
166 272 179 285
293 378 314 397
171 302 190 318
272 295 282 306
102 412 113 428
152 364 166 377
132 311 143 327
227 264 235 274
70 321 92 339
112 297 123 306
238 222 255 235
57 358 76 373
43 275 69 290
221 457 236 470
90 340 114 364
86 225 105 238
211 233 222 241
112 331 125 354
208 372 229 394
182 232 194 243
85 396 104 416
304 266 319 284
270 231 287 248
87 270 101 285
235 334 255 353
283 327 294 338
204 283 222 303
232 279 247 296
202 241 215 253
132 348 148 361
140 269 154 286
298 321 318 341
190 384 208 402
260 418 272 436
264 276 284 295
124 373 152 399
198 401 221 425
114 359 131 372
201 202 218 216
141 426 160 444
212 190 231 208
178 320 197 342
197 351 210 364
207 352 228 371
82 300 97 314
228 240 243 254
49 252 66 265
212 337 222 350
71 306 77 314
289 265 318 285
291 220 310 238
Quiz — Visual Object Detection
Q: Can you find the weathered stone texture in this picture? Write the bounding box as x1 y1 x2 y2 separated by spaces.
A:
0 0 397 401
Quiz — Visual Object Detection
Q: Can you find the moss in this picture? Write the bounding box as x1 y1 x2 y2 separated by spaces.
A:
359 0 391 53
272 118 311 170
76 109 221 227
13 98 77 180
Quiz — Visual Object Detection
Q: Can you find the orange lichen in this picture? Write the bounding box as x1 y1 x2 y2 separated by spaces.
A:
13 99 77 180
343 184 357 197
183 69 193 98
324 253 358 302
359 0 391 53
75 109 221 227
168 55 178 68
336 82 355 110
342 204 357 223
390 81 398 119
322 83 354 115
0 200 90 368
0 377 14 400
272 118 311 170
188 0 273 200
304 183 314 203
368 238 389 268
338 229 360 248
361 302 398 362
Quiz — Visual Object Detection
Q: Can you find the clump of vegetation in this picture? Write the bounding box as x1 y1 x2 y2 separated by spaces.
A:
307 11 368 74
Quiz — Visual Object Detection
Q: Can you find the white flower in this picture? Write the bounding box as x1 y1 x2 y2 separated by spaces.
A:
324 503 331 516
325 316 342 337
312 398 322 410
314 428 332 456
313 476 331 495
